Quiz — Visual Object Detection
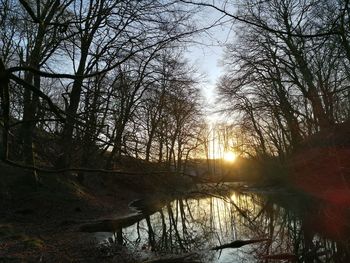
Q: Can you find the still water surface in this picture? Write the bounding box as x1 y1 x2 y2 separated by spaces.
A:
99 184 350 262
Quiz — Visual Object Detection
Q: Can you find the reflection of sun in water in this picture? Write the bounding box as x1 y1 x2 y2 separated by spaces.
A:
223 151 236 162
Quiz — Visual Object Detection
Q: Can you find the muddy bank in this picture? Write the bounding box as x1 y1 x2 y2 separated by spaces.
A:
0 162 192 262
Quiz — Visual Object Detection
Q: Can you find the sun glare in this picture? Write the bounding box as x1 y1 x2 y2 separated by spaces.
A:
223 151 236 162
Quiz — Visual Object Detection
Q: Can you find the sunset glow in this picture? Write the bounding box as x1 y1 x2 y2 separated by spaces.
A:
223 151 237 162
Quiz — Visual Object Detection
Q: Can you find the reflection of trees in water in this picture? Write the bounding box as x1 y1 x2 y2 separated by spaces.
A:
122 192 350 262
238 192 350 263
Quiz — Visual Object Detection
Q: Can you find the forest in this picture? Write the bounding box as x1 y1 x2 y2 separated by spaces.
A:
1 0 350 262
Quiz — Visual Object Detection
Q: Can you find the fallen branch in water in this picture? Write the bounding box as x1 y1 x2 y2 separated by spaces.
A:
79 213 145 232
261 253 297 261
143 253 200 263
211 238 270 250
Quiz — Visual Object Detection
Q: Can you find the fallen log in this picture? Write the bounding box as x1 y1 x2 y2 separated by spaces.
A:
211 238 270 250
79 213 145 232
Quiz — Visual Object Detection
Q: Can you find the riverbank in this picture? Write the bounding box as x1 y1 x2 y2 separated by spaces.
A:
0 163 192 262
2 119 350 262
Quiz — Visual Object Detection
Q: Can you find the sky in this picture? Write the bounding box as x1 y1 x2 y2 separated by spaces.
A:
183 7 237 158
184 8 235 121
186 38 224 104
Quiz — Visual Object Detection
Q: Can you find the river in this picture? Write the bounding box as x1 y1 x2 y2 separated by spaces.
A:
96 183 350 262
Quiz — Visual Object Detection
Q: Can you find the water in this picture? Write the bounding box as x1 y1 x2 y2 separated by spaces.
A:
98 185 350 262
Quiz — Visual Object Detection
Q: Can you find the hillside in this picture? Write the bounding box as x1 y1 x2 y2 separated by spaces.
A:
290 122 350 204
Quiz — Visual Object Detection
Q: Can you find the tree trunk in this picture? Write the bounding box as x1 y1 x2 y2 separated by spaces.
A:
20 23 46 181
0 59 9 160
284 37 332 130
61 48 88 168
107 127 124 169
145 127 156 161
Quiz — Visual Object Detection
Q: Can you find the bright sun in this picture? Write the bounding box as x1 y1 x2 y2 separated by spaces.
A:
223 151 237 162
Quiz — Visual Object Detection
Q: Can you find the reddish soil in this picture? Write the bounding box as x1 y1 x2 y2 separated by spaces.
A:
289 122 350 240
